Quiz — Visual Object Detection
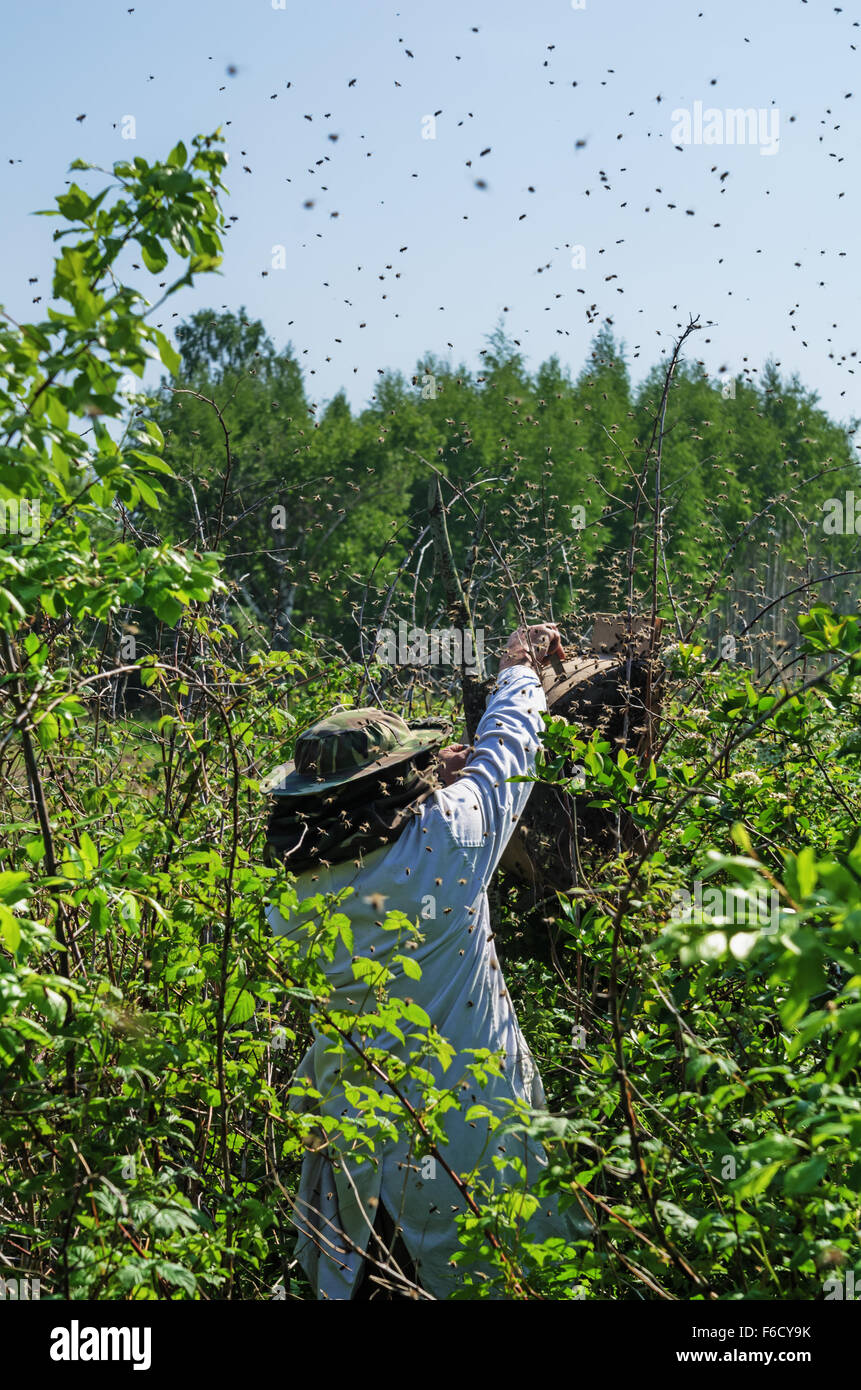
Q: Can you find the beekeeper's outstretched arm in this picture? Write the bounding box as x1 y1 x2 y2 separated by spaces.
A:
433 623 565 878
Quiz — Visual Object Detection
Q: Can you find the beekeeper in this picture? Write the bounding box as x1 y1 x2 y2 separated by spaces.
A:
263 623 568 1299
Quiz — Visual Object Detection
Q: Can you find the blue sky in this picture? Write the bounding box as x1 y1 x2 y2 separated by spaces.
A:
2 0 860 438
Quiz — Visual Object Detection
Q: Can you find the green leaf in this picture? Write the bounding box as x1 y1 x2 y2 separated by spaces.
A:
152 329 180 377
34 712 59 748
0 872 30 905
140 236 168 274
395 954 422 981
78 831 99 873
224 986 256 1026
0 906 21 953
783 1156 828 1196
730 1161 783 1199
167 141 188 169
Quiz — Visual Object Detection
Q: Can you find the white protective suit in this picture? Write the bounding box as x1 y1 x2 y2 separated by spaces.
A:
266 664 567 1299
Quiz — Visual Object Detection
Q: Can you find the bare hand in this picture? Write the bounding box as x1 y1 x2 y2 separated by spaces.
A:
498 623 565 674
436 742 472 786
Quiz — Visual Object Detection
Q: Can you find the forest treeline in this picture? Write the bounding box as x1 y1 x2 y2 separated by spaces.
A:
147 309 861 670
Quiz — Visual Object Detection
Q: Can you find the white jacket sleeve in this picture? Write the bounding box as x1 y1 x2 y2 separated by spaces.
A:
432 664 546 881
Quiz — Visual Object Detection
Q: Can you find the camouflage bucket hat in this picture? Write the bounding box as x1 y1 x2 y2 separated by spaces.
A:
260 707 451 798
